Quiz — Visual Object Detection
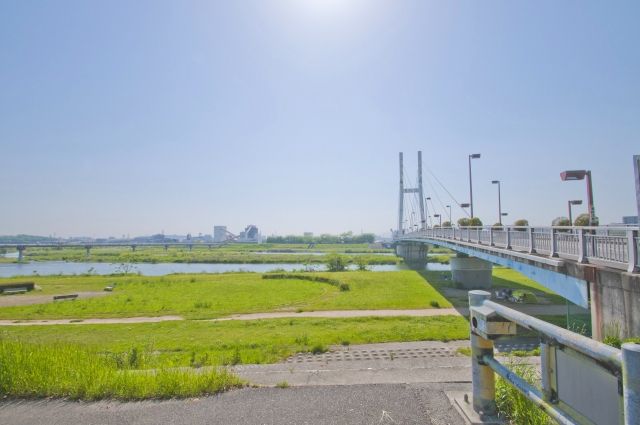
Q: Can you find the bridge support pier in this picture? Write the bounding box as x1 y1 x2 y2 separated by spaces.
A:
396 242 428 268
17 246 25 262
450 254 493 289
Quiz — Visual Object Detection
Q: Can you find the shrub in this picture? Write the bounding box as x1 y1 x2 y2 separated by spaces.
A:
574 213 598 226
325 253 347 272
355 256 368 271
311 344 328 354
552 217 571 226
442 221 452 227
513 219 529 227
450 217 482 227
261 273 349 291
429 300 440 308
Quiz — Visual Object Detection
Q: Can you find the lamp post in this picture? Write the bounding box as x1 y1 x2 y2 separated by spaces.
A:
468 153 481 217
560 170 596 226
567 200 582 225
491 180 503 225
433 214 442 227
446 205 452 225
425 197 431 228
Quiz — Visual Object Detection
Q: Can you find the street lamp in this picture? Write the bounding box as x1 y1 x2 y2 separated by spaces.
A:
446 205 451 225
425 197 431 227
491 180 503 225
468 153 481 217
560 170 596 226
433 214 442 227
567 200 582 225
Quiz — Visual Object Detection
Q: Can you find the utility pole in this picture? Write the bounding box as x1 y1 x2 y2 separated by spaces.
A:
635 155 640 222
418 151 426 229
398 152 404 235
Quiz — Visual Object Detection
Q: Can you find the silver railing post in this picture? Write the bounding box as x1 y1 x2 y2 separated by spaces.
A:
528 227 536 253
550 228 558 257
489 226 494 246
505 227 512 249
623 343 640 425
578 228 587 263
627 229 639 273
469 290 497 417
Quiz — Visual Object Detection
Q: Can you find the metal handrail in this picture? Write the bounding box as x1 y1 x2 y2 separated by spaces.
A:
468 290 639 425
398 225 640 273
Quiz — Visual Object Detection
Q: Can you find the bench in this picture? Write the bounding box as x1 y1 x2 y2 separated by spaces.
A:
53 294 78 301
0 281 35 292
2 288 28 295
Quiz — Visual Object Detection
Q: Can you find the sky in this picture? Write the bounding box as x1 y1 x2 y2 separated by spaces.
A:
1 1 639 238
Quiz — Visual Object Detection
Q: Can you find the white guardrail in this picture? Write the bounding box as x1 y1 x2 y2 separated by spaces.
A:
398 226 640 273
468 290 639 425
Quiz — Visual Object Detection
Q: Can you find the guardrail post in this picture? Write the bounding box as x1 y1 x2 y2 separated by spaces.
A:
489 227 494 246
468 290 497 417
623 343 640 425
528 227 536 253
627 229 639 273
550 228 558 257
505 227 512 249
578 228 587 263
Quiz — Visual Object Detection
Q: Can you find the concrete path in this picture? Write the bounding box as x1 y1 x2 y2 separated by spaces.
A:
0 291 109 307
0 383 469 425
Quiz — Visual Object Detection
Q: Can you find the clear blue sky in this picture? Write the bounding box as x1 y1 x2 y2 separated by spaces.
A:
1 1 638 237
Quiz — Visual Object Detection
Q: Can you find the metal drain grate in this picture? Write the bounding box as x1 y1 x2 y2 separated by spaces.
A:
285 347 458 363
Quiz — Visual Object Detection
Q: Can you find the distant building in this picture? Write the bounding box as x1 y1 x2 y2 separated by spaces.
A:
213 226 229 242
623 216 639 225
238 225 262 243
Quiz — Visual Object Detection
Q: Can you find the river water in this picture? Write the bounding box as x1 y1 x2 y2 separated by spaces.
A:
0 260 450 278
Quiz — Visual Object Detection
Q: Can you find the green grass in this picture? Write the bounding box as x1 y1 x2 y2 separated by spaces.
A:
496 360 552 425
0 271 452 320
0 316 469 368
17 244 397 264
0 339 243 400
422 267 566 307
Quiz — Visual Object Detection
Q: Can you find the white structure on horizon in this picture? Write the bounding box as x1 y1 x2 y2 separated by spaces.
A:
213 226 229 242
238 225 262 243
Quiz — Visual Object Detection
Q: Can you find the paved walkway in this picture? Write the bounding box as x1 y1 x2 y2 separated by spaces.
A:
0 315 183 326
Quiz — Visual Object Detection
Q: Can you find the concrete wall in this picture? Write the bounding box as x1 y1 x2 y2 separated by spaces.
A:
395 242 427 267
590 269 640 340
450 256 493 289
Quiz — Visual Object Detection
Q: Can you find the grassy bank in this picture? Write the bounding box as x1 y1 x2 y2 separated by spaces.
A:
16 244 398 264
0 339 243 400
0 271 452 320
0 315 469 368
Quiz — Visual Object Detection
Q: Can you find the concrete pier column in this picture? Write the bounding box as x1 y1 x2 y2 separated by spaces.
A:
395 242 428 267
450 254 493 289
131 245 137 252
17 246 25 262
164 245 169 251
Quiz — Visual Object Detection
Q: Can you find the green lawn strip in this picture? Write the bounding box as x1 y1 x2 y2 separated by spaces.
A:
0 271 450 320
20 244 396 264
422 267 566 307
0 316 469 368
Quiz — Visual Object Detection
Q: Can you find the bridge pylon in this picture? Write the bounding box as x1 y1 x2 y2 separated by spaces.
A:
397 151 426 235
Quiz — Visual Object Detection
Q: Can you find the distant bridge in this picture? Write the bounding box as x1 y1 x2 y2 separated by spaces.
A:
0 242 228 261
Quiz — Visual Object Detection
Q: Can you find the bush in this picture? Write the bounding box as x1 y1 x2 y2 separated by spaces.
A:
325 253 347 272
354 256 368 271
458 217 482 227
574 213 598 226
442 221 452 227
513 219 529 227
552 217 571 226
261 273 349 291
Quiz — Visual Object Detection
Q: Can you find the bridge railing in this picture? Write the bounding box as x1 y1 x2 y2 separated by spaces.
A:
399 225 640 273
467 290 639 425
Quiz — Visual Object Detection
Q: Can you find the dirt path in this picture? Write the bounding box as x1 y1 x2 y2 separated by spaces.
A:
0 303 569 326
0 315 184 326
0 291 109 307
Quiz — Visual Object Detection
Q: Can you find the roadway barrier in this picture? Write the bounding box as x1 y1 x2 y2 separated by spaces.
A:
399 226 640 273
467 290 638 425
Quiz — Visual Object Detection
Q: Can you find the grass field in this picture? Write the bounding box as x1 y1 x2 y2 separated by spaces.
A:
0 271 452 320
0 316 469 368
14 244 399 265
